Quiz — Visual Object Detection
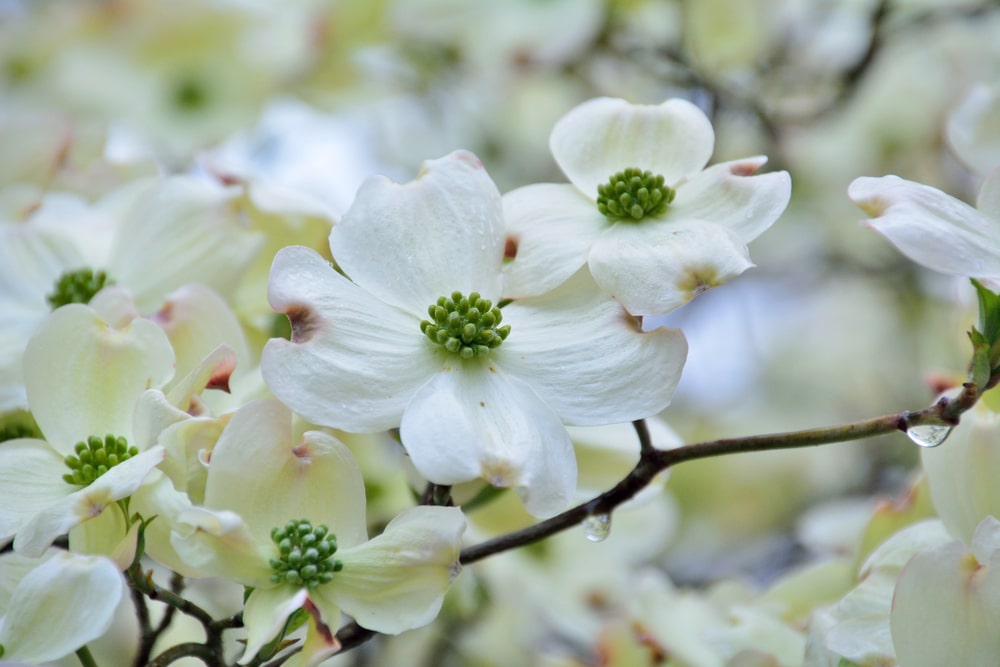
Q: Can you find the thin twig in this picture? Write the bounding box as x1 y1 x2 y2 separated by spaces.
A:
633 419 653 455
146 642 216 667
130 576 154 667
419 482 453 506
127 565 215 627
460 390 979 565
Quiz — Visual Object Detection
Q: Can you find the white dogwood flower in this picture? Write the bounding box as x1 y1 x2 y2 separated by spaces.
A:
0 175 261 410
171 398 465 665
502 97 791 315
261 150 687 517
0 304 173 556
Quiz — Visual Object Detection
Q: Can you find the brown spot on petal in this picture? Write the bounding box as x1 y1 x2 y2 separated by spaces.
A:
585 590 611 611
214 171 244 187
187 394 208 417
303 597 340 650
285 305 320 343
632 621 669 664
729 162 760 177
206 356 237 393
619 310 644 332
292 439 314 463
153 301 174 326
677 266 721 302
504 235 519 260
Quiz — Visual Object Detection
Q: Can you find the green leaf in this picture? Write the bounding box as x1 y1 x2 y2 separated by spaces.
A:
970 280 1000 386
972 279 1000 343
970 329 992 390
284 607 310 635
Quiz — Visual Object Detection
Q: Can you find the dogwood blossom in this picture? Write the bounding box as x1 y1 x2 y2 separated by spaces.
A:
171 398 465 664
849 168 1000 282
0 304 173 556
0 175 261 410
261 150 687 517
502 97 792 315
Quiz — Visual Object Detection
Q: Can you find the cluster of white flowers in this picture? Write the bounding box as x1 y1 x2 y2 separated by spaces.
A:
0 89 790 664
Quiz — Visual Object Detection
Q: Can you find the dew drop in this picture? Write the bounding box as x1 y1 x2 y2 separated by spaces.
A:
582 513 611 542
906 424 952 448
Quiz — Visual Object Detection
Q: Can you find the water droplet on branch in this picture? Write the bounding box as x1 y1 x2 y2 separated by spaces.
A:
582 513 611 542
906 424 952 448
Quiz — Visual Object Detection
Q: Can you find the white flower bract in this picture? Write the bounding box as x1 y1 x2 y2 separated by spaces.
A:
849 170 1000 282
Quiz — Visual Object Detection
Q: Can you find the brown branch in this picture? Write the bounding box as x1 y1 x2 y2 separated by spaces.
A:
146 642 216 667
460 387 979 565
334 620 377 653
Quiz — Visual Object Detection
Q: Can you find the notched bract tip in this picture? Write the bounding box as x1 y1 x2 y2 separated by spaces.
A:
284 306 321 343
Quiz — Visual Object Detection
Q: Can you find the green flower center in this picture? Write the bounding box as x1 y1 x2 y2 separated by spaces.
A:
63 434 139 486
47 268 114 310
420 291 511 359
269 519 343 588
596 168 675 222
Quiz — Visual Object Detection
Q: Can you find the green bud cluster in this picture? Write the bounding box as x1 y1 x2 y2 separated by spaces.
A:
596 168 674 222
46 268 113 309
269 519 343 589
420 292 511 359
63 434 139 486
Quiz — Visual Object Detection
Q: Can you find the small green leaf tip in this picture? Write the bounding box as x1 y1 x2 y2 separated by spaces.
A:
269 519 343 588
596 168 674 222
46 268 114 309
420 291 511 359
62 434 139 486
